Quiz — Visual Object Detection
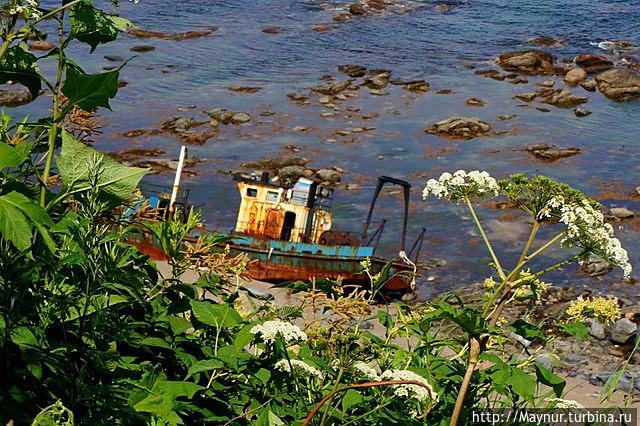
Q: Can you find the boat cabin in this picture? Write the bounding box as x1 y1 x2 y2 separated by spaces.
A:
234 173 334 244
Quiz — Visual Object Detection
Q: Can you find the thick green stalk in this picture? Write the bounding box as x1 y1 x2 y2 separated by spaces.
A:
40 12 66 207
319 367 345 426
0 15 18 61
464 197 505 280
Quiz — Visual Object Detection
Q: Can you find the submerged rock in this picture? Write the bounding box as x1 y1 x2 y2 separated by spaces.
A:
528 35 565 48
514 92 537 102
564 68 588 85
545 88 588 108
262 26 286 34
580 79 597 91
337 64 367 78
129 28 215 40
595 69 640 101
497 49 555 75
230 112 251 124
228 86 262 93
104 55 125 62
312 79 353 95
403 80 429 92
426 116 492 140
0 88 33 107
162 117 205 133
526 143 580 161
130 45 155 53
349 3 367 15
364 69 391 89
581 256 612 277
574 107 591 117
575 53 614 74
465 97 486 107
29 40 55 51
315 169 341 184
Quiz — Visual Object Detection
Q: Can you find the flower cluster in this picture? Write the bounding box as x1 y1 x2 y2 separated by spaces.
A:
513 270 548 301
352 362 380 381
275 359 323 379
380 369 438 403
483 277 496 291
544 398 584 409
423 170 499 201
250 320 307 344
542 197 632 278
565 296 621 324
5 0 41 19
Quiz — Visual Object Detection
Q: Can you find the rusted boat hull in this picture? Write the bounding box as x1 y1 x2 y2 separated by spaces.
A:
126 231 415 296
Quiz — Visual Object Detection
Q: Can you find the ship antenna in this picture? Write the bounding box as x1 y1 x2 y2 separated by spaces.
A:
169 145 187 215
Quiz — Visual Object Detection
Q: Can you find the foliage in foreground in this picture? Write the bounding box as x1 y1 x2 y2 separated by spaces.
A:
0 0 635 424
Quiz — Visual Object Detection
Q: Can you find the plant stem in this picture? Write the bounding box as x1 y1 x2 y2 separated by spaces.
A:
450 336 481 426
303 380 434 426
342 400 393 426
464 197 505 280
39 12 66 207
319 367 345 426
524 231 565 263
0 15 18 61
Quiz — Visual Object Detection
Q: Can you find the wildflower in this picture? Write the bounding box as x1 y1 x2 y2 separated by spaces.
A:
5 0 41 19
250 320 307 344
483 277 496 290
545 397 584 409
353 362 380 381
275 359 323 379
380 369 438 403
543 197 632 278
423 170 499 201
565 296 620 324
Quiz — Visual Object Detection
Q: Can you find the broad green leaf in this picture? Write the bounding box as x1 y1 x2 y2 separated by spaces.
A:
341 389 363 411
160 381 204 400
70 1 132 52
140 337 172 349
233 325 254 351
61 67 119 112
559 322 589 341
535 363 565 397
0 45 41 97
510 319 546 342
0 142 30 169
506 368 536 402
57 130 148 203
255 368 271 385
190 300 243 328
27 363 42 380
186 359 224 378
0 194 32 251
169 316 192 335
11 326 37 347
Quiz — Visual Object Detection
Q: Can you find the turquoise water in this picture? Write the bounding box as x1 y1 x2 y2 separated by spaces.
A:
10 0 640 297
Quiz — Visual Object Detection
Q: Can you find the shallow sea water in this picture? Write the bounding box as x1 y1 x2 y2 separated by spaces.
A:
10 0 640 299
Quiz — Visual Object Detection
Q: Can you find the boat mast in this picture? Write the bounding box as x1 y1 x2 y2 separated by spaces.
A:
169 145 187 214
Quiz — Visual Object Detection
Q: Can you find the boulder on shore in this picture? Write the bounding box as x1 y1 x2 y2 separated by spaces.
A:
497 50 555 75
564 68 588 85
595 69 640 101
426 116 492 140
526 143 580 161
575 53 613 74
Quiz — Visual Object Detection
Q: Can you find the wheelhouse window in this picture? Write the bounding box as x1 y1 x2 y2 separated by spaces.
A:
267 191 279 202
246 187 258 197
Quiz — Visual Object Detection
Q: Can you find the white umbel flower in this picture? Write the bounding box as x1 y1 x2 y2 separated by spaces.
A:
353 362 380 381
250 320 307 344
6 0 41 19
275 359 324 379
543 197 632 278
423 170 498 201
380 369 438 402
545 397 584 409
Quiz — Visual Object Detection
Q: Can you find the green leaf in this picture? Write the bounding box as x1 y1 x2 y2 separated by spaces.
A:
510 319 546 342
70 1 132 52
190 300 243 328
255 368 271 385
140 337 172 349
186 359 224 378
61 67 119 112
11 326 37 347
535 363 565 397
0 142 30 169
0 45 41 97
169 316 192 335
377 310 393 329
57 130 148 203
559 322 588 341
341 389 363 411
506 368 536 402
0 194 32 251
